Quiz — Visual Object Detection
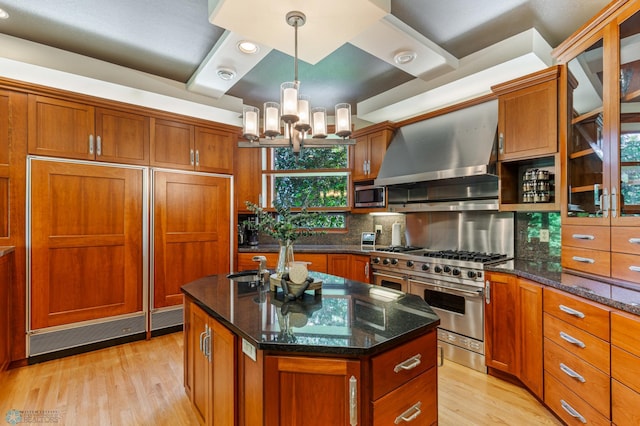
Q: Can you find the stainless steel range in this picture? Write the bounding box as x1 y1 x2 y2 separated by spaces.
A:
371 247 510 372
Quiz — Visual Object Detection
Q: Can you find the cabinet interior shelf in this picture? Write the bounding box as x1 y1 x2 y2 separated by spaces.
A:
570 185 599 194
569 147 596 159
571 106 604 125
622 88 640 102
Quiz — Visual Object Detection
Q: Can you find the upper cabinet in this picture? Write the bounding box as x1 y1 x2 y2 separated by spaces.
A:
493 66 560 161
150 118 235 174
234 146 262 213
28 95 150 165
351 122 394 182
554 1 640 281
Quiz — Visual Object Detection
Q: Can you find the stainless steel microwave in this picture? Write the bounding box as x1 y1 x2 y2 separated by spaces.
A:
354 184 385 208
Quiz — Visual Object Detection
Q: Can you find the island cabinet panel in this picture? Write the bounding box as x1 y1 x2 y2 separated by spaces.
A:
30 159 143 329
184 299 236 426
153 171 231 308
611 311 640 426
28 95 150 165
264 355 361 426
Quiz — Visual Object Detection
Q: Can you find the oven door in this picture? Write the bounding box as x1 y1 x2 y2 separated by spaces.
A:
408 277 484 341
372 271 408 293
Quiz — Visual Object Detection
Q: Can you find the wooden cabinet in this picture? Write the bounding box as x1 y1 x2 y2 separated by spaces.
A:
264 355 361 426
184 299 236 426
484 273 543 399
493 66 559 161
153 171 231 308
327 253 370 283
235 146 262 213
351 122 394 182
554 2 640 282
150 118 234 174
492 67 560 211
30 159 144 329
542 287 611 424
28 95 150 165
0 251 13 372
611 311 640 426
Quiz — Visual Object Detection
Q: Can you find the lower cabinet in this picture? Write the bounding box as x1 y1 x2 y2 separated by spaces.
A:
611 311 640 426
484 273 543 399
236 252 328 274
184 299 236 426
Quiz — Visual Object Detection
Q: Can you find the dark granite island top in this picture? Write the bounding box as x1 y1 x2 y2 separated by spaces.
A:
181 271 440 356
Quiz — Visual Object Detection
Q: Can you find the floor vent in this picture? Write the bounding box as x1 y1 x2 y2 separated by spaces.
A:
29 315 146 357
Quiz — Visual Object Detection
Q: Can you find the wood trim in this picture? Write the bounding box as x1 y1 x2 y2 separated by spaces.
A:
491 66 561 95
351 121 396 138
394 92 497 128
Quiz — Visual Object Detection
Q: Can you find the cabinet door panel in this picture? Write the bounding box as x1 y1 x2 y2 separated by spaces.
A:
265 356 360 426
28 95 95 160
352 136 369 181
612 379 640 426
235 147 262 212
150 118 194 170
0 253 12 371
195 127 234 174
153 171 231 308
484 273 518 374
518 279 543 399
373 368 437 426
187 302 210 425
95 108 150 165
328 254 350 278
351 255 370 283
30 160 143 329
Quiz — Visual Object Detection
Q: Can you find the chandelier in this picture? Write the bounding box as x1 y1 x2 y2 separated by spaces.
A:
239 11 356 153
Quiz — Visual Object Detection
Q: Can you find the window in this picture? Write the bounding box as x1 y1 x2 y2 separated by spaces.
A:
264 146 349 229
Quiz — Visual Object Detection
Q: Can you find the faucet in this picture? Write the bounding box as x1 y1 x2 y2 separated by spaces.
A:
252 255 270 286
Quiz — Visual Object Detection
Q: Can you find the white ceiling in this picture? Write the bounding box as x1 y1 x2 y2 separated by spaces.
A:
0 0 611 125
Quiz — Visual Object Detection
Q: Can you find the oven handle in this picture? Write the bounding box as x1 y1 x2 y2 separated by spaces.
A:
408 278 483 298
372 271 407 281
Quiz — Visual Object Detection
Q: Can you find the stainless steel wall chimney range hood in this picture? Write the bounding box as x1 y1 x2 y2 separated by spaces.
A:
374 100 500 212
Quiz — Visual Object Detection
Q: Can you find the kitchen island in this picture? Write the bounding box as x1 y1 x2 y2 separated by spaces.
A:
181 271 440 426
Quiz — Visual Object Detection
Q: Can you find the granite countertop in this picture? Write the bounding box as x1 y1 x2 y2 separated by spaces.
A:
182 271 439 356
0 246 15 257
238 244 368 255
487 259 640 316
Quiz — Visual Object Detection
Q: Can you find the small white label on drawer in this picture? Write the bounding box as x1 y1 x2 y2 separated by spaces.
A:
242 338 256 362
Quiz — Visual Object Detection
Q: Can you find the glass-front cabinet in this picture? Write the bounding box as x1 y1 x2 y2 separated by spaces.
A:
554 2 640 281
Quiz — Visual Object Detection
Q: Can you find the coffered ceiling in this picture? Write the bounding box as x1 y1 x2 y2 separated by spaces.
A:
0 0 611 123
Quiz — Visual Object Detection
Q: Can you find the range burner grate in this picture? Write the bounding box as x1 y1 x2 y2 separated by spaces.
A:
376 246 422 253
422 250 507 263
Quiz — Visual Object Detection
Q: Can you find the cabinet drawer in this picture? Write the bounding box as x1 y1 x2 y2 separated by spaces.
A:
612 379 640 426
561 246 611 277
371 331 436 400
373 367 437 426
611 252 640 283
544 338 610 417
612 226 640 255
544 372 610 426
543 313 610 373
612 345 640 394
611 311 640 358
543 288 610 340
562 225 610 251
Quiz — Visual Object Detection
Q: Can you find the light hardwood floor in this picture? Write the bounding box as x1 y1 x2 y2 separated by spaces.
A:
0 332 561 425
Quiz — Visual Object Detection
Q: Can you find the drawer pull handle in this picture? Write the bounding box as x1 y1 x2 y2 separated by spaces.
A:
394 354 422 373
629 238 640 245
559 304 585 319
560 331 586 349
560 399 587 424
572 256 595 264
349 376 357 426
629 266 640 273
438 346 444 367
560 363 586 383
394 402 422 424
572 234 595 240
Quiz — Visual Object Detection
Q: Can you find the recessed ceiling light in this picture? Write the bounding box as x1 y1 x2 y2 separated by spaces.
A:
394 50 417 65
216 68 236 81
237 41 259 54
0 8 9 19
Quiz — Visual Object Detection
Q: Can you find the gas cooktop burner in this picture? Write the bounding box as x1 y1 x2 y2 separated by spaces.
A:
376 246 422 253
422 250 507 263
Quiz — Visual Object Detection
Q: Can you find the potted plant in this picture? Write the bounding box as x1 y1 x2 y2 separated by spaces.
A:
244 200 325 276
